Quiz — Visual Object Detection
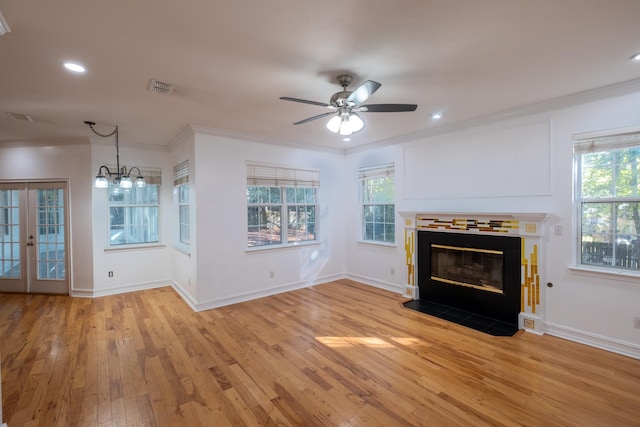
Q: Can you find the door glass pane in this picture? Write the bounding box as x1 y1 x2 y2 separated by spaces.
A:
36 188 65 280
0 189 21 278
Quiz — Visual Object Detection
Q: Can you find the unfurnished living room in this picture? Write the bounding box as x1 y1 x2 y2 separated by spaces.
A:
1 1 640 426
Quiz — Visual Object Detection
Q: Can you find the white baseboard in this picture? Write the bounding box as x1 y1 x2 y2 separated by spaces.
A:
344 273 404 294
71 280 170 298
191 272 345 312
545 321 640 360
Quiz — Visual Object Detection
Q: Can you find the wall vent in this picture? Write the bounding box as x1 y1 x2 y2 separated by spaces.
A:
7 112 34 122
148 79 175 95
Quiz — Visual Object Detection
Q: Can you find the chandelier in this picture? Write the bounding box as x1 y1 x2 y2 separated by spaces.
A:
85 121 145 189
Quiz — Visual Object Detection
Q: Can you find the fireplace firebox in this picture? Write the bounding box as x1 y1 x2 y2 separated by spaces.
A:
417 231 521 325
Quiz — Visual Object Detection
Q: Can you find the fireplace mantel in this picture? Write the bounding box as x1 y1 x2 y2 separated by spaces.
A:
399 211 550 334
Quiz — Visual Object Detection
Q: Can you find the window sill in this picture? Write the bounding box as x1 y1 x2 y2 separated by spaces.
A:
104 243 166 253
246 240 320 254
356 240 397 248
569 265 640 283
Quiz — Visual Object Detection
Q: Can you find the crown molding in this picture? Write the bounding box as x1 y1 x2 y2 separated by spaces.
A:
346 77 640 155
188 124 345 155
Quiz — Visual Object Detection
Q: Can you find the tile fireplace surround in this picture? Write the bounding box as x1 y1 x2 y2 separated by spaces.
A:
399 212 549 334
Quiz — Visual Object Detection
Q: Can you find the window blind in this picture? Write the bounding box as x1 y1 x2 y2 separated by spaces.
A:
173 160 189 186
573 131 640 154
358 163 394 180
107 165 162 185
246 162 320 188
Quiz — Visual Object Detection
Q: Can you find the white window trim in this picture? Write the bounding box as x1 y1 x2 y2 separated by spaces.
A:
246 161 320 250
572 129 640 275
359 163 396 245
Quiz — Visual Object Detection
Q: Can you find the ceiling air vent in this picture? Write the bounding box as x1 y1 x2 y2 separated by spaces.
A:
7 112 34 122
148 79 175 95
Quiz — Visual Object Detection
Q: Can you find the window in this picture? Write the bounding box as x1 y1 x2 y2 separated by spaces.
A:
360 163 395 244
247 162 319 248
174 161 190 246
574 130 640 271
107 169 161 246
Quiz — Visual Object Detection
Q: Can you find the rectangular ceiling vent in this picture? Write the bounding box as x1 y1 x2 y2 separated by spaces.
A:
7 112 34 122
148 79 175 95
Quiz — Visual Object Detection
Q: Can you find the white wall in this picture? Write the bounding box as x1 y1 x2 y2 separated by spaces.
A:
169 129 199 307
89 142 173 295
0 141 94 294
346 91 640 358
190 131 346 309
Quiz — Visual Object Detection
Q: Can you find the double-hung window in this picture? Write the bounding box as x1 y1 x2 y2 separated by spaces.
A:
574 130 640 271
360 163 395 244
173 160 190 249
247 162 319 248
107 169 161 246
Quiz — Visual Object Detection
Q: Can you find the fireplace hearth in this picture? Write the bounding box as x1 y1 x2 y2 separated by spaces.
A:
416 231 522 330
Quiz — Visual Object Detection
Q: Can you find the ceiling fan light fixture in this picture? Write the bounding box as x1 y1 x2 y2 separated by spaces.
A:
326 115 341 133
349 114 364 132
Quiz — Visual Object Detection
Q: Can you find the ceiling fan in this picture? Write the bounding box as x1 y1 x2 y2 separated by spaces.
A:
280 74 417 136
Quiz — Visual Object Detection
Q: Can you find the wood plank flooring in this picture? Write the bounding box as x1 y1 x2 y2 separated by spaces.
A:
1 279 639 426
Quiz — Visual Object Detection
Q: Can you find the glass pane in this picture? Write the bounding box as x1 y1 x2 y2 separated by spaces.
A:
581 152 614 198
0 189 21 279
363 177 394 204
109 206 158 245
36 188 65 280
287 205 315 243
613 148 640 197
247 206 281 247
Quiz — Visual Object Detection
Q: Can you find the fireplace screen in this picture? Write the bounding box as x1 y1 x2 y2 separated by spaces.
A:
430 244 504 294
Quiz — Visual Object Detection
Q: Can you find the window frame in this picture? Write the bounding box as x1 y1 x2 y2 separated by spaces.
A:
573 128 640 275
359 163 396 246
105 167 161 249
173 160 190 253
246 162 319 250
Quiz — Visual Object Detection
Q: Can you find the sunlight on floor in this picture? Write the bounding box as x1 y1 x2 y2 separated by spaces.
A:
315 336 424 348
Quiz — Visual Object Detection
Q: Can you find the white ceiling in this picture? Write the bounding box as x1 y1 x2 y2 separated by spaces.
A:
1 0 639 151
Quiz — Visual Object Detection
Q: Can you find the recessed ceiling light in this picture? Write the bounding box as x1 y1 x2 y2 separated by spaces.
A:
432 112 443 120
63 62 86 73
343 137 351 142
631 52 640 62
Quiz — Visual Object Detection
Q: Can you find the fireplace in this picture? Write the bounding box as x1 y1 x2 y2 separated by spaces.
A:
417 231 522 325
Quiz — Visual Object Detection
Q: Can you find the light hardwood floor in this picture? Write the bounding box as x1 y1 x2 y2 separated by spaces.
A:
1 279 639 426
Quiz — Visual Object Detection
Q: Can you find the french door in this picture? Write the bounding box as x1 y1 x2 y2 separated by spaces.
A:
0 182 69 294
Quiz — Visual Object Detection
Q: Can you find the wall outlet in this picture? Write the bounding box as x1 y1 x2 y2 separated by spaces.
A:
634 316 640 329
390 268 395 275
524 319 535 329
269 271 274 279
108 271 113 278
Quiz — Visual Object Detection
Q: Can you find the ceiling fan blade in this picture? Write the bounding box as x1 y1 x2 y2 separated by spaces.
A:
346 80 381 105
293 111 336 125
280 97 331 108
360 103 418 112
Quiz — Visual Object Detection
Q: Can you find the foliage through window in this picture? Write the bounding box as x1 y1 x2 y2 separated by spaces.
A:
107 169 160 246
360 163 395 244
247 163 319 248
574 131 640 271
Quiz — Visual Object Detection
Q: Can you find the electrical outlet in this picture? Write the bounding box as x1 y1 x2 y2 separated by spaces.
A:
269 271 274 279
524 319 535 329
634 316 640 329
108 271 113 278
390 268 395 275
